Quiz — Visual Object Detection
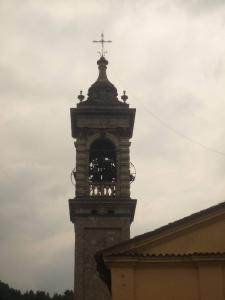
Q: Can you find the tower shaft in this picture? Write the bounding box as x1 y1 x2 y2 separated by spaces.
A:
69 55 136 300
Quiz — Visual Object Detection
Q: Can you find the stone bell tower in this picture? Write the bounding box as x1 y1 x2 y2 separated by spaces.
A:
69 50 136 300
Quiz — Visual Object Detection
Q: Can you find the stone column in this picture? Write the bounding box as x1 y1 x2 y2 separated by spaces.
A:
119 138 130 198
75 139 89 197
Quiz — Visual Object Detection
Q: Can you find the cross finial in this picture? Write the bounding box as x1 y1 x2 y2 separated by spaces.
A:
93 33 112 57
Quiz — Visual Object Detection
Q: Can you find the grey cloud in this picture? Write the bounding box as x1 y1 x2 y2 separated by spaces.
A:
1 0 225 295
177 0 225 13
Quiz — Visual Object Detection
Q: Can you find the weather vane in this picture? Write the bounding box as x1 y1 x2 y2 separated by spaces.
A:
93 33 112 57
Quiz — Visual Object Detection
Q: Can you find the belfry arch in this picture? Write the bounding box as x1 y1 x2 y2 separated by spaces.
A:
89 137 117 196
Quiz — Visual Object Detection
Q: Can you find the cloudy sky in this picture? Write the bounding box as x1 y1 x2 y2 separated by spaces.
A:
1 0 225 295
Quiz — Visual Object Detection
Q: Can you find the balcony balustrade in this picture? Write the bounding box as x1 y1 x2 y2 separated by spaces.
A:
89 182 116 197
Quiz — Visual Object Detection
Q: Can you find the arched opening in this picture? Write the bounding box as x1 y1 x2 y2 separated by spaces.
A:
89 138 116 182
89 138 117 196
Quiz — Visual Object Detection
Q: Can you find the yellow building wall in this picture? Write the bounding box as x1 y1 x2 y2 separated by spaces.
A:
140 216 225 254
109 210 225 300
135 264 199 300
111 267 135 300
111 263 225 300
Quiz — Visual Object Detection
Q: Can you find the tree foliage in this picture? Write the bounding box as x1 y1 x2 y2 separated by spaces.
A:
0 281 74 300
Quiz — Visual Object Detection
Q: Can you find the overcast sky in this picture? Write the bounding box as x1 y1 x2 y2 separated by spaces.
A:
1 0 225 295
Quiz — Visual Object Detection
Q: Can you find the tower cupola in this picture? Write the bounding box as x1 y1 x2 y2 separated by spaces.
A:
78 55 127 106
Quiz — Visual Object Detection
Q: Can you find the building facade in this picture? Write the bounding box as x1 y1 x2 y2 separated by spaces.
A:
98 201 225 300
69 55 136 300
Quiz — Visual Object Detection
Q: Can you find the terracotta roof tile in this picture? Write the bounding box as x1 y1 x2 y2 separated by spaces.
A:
98 201 225 255
109 251 225 257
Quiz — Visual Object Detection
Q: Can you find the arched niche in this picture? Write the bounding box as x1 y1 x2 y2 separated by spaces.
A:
89 137 117 183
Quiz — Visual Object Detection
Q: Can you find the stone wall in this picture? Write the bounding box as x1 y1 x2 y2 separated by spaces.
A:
74 215 131 300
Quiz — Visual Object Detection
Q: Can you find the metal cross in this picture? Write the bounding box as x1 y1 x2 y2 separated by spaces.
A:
93 33 112 57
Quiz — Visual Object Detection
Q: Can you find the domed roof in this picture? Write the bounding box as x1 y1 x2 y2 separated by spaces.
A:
78 56 126 107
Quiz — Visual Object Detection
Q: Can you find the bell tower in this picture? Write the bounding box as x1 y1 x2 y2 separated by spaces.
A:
69 48 136 300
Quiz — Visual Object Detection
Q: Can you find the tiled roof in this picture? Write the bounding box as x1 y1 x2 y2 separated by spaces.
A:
96 251 225 290
132 201 225 242
98 201 225 255
108 251 225 257
96 201 225 290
